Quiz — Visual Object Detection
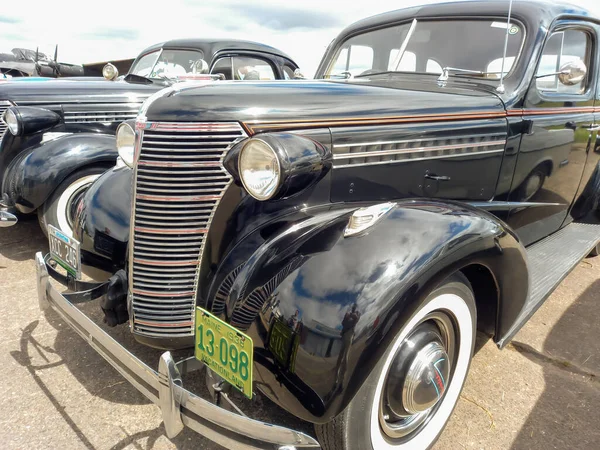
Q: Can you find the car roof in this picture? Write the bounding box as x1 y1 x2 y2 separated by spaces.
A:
341 0 599 37
137 38 295 63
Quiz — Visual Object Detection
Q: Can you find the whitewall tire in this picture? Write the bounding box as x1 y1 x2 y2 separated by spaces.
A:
38 167 105 238
316 273 476 450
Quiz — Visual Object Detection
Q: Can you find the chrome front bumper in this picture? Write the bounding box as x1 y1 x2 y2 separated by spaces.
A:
34 252 320 450
0 210 17 227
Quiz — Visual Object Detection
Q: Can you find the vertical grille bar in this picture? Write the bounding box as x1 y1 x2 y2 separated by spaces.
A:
130 122 246 338
0 101 13 142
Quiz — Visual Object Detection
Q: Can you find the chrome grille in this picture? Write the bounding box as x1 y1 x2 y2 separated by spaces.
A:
0 101 12 142
130 122 246 338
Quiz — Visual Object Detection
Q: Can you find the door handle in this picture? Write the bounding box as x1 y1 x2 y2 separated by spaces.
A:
424 172 451 181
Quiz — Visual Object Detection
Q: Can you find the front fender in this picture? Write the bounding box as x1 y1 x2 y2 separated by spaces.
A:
224 200 528 423
4 133 117 213
75 164 132 280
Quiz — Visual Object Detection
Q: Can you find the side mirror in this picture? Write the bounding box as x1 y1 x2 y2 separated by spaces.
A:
293 68 306 79
191 59 209 74
558 60 587 86
102 63 119 81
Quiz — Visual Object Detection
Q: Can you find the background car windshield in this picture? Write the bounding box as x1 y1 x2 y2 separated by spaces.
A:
130 49 206 78
324 19 524 79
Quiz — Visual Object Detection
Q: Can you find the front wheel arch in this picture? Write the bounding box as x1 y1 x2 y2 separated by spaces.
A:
460 264 499 339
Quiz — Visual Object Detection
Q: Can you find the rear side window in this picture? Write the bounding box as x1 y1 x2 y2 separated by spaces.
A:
536 29 590 94
211 56 277 80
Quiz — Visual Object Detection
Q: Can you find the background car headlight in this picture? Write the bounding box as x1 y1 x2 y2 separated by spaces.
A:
239 139 281 200
2 108 20 135
102 63 119 81
116 122 135 167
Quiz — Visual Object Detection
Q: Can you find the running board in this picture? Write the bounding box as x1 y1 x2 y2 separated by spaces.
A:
497 222 600 348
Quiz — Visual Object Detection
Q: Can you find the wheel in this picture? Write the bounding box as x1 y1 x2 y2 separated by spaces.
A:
588 243 600 257
316 273 476 450
38 167 105 238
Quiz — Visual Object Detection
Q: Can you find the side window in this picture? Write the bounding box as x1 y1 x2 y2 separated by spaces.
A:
331 45 374 77
347 46 374 75
536 29 590 94
232 56 276 80
211 57 233 80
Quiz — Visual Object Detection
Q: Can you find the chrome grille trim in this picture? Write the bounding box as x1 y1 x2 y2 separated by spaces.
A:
24 102 143 124
0 101 14 142
333 134 507 168
64 111 139 123
130 122 247 338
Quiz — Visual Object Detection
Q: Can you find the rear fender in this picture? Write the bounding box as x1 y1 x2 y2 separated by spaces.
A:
4 133 116 212
222 200 528 423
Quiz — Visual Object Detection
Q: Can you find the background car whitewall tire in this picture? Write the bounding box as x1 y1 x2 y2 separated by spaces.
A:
38 167 106 238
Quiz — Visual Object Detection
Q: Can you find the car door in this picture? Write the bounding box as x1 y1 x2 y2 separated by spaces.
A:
506 22 597 246
569 24 600 222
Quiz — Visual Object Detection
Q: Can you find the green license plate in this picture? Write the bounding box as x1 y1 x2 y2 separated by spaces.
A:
194 307 253 398
48 224 81 278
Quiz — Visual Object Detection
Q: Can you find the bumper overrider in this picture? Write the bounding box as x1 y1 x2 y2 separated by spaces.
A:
34 252 320 450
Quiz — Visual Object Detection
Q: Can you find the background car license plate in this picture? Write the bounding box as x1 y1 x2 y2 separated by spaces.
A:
48 224 81 278
195 307 253 399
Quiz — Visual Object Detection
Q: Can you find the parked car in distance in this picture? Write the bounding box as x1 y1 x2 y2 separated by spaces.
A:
36 1 600 450
0 38 299 236
0 47 84 78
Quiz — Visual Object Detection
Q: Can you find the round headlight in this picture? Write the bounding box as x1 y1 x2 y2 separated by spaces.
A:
116 122 135 167
102 63 119 81
3 108 20 135
239 139 281 200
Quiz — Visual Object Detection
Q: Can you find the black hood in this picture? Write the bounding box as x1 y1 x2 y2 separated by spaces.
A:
0 77 161 105
142 76 506 131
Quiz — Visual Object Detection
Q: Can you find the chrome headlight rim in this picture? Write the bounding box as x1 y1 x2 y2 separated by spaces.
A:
2 107 21 136
102 63 119 81
238 138 282 201
116 122 135 168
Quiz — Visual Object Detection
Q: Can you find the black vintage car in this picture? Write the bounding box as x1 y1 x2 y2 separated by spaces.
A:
0 39 299 236
36 1 600 449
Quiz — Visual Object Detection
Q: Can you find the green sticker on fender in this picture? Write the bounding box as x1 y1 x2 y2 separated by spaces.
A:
194 307 254 398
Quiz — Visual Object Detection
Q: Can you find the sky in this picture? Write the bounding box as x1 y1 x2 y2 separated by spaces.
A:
1 0 600 78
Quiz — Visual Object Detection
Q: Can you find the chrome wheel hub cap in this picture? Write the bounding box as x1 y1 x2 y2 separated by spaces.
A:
380 315 456 439
402 341 450 414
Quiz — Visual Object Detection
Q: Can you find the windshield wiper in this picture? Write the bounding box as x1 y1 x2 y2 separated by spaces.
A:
157 74 178 86
437 67 491 84
392 19 417 71
354 70 397 79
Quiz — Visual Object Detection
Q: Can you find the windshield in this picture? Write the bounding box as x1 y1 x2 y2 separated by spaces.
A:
129 49 207 79
323 19 525 81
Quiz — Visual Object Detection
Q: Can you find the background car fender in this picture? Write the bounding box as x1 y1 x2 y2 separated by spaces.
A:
222 200 529 423
4 133 117 213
